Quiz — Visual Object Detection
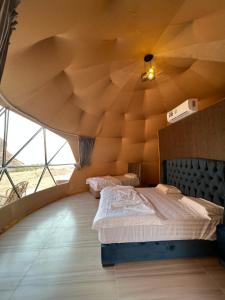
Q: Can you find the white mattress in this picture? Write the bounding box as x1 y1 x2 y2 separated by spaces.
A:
92 187 223 244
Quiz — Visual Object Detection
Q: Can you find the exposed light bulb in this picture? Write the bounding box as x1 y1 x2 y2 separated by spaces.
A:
141 72 147 81
141 54 156 81
147 67 155 80
141 67 155 81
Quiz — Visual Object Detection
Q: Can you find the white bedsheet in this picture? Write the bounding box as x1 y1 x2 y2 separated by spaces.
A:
92 187 224 243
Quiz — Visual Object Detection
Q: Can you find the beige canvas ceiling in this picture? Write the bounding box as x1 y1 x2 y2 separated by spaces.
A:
1 0 225 192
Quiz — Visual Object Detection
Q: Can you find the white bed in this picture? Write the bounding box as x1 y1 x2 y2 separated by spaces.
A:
92 187 224 244
86 174 140 198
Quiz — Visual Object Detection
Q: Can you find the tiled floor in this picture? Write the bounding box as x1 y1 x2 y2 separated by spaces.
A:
0 192 225 299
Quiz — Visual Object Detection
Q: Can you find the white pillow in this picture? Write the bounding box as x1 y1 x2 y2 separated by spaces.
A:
180 196 209 218
124 173 138 179
189 197 224 216
156 183 181 194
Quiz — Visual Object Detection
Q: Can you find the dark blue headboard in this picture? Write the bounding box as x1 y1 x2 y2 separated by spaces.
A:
163 158 225 208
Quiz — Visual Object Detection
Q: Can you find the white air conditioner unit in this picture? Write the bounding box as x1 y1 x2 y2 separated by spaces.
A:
167 99 198 123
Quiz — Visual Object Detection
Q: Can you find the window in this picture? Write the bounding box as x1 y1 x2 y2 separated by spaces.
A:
0 107 76 207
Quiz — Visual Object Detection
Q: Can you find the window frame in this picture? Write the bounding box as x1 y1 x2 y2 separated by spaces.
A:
0 107 76 201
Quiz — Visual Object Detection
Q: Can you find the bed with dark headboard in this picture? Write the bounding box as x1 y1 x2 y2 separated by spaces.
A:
163 158 225 209
101 158 225 267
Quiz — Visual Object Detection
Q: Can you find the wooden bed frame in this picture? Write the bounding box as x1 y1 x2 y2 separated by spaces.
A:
101 157 225 267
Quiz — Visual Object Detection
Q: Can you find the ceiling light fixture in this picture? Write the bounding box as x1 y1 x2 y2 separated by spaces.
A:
141 54 155 81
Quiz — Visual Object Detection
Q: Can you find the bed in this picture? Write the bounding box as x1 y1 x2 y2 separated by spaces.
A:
92 158 225 266
86 174 140 198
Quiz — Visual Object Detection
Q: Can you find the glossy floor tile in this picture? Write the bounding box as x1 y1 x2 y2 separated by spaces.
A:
0 192 224 300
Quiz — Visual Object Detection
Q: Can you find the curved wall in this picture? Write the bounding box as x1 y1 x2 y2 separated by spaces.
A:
1 0 225 194
0 184 69 233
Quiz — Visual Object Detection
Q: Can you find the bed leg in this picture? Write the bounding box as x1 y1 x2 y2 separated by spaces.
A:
102 263 115 267
101 244 116 267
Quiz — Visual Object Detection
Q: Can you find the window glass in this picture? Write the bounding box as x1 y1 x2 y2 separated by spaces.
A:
8 130 45 167
8 167 44 195
36 168 55 192
45 129 65 162
0 106 5 115
0 108 76 206
7 111 41 159
49 143 76 165
0 112 5 167
49 165 74 184
0 171 18 206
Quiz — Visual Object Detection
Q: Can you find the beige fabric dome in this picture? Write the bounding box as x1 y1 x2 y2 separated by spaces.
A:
1 0 225 190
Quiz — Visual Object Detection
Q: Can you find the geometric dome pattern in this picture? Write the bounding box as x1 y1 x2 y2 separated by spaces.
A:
1 0 225 186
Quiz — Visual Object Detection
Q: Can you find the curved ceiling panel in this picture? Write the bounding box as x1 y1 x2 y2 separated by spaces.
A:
1 0 225 186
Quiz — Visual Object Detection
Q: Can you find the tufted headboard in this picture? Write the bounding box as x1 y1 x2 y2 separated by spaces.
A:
162 158 225 209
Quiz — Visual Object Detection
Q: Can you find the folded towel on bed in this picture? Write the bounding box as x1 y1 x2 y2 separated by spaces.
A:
111 199 142 209
104 186 155 214
105 185 137 203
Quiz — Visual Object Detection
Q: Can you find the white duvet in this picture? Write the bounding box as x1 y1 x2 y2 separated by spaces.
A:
92 186 158 230
92 187 224 242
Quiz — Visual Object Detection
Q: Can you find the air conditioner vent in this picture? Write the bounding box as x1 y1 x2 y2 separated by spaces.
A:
167 99 198 124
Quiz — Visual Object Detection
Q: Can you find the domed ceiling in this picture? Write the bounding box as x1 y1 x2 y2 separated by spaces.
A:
1 0 225 187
